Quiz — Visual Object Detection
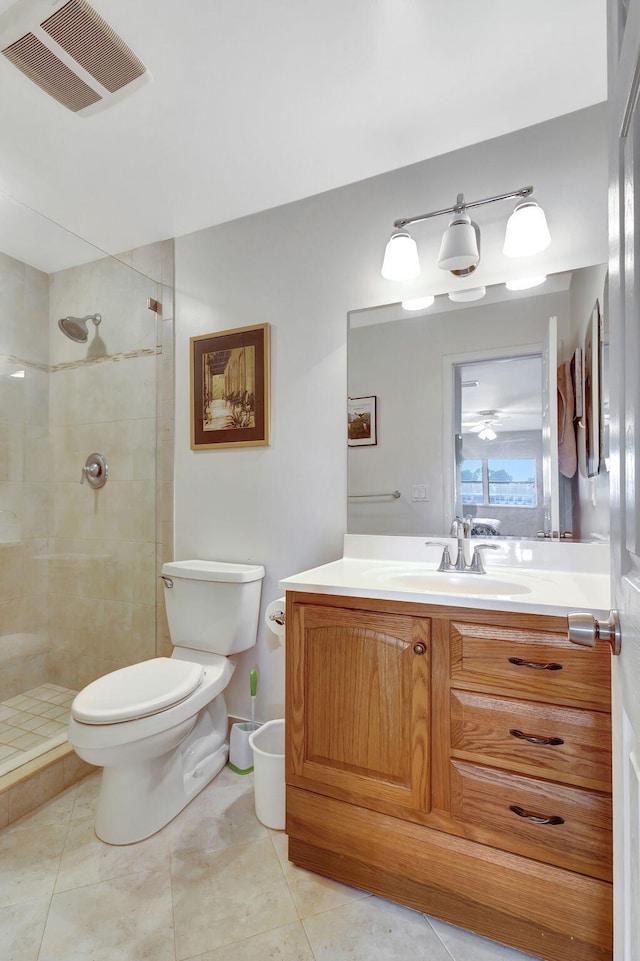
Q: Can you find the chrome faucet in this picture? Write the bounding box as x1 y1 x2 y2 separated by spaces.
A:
449 515 474 570
425 516 499 574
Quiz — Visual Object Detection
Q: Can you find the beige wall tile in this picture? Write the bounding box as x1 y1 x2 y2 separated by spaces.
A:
0 544 25 598
0 788 8 829
103 481 155 542
76 654 117 689
131 604 156 661
8 761 65 823
62 751 94 789
21 483 48 539
0 650 50 701
48 652 78 690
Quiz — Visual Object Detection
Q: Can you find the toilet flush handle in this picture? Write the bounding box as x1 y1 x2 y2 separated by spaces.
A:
161 575 174 589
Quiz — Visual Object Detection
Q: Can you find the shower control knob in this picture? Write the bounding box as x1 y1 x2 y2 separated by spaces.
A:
80 452 109 489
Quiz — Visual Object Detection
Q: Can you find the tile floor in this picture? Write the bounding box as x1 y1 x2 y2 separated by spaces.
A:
1 763 542 961
0 685 75 778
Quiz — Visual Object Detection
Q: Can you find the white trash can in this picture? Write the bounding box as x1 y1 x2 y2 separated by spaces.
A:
248 718 285 830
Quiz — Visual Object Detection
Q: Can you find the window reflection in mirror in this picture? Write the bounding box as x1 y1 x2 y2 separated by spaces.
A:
454 354 544 537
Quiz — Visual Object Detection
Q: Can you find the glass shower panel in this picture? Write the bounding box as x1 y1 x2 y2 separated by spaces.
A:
0 191 168 778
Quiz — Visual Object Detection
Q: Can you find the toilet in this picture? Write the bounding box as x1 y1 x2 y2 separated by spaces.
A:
68 559 265 845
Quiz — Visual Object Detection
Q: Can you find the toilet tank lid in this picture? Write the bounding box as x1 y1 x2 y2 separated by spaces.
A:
162 560 265 583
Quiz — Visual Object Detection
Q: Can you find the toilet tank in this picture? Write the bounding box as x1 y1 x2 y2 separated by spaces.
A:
161 560 265 655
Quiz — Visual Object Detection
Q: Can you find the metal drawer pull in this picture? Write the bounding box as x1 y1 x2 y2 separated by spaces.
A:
509 729 564 746
508 656 563 671
413 643 426 655
509 804 564 826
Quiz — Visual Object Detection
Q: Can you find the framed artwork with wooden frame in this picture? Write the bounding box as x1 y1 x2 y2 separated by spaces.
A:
190 323 270 450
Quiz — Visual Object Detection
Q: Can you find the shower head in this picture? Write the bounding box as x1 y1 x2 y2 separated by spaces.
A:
58 313 102 343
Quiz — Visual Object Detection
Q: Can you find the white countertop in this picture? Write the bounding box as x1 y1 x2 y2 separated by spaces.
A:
280 535 611 618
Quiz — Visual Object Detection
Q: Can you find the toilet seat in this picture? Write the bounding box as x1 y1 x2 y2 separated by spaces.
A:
71 657 204 724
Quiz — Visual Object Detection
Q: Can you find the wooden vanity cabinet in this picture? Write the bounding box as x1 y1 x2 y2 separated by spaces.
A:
285 591 613 961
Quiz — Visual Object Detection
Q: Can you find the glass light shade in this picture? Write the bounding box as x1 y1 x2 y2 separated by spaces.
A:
437 214 480 271
478 426 497 441
402 295 435 311
448 286 486 303
505 275 547 291
381 230 421 280
503 201 551 257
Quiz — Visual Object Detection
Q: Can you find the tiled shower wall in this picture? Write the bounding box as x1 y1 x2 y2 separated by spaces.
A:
0 240 174 699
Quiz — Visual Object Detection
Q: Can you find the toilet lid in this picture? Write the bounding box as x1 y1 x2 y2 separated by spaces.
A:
71 658 204 724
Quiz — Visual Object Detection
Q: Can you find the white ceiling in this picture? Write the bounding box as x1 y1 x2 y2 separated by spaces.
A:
0 0 607 272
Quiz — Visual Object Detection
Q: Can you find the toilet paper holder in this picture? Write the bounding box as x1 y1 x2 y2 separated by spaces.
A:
269 608 285 627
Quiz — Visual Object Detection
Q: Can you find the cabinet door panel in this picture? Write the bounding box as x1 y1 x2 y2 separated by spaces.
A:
287 602 430 814
450 690 612 790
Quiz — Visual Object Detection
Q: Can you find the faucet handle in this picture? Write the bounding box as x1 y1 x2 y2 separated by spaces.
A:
449 516 463 536
469 543 499 574
424 541 452 571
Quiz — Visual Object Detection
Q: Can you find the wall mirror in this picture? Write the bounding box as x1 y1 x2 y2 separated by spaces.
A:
347 265 607 542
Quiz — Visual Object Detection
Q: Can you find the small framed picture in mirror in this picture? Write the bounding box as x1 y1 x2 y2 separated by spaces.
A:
348 396 377 446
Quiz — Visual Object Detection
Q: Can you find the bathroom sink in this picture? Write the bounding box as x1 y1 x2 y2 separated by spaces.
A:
363 568 532 596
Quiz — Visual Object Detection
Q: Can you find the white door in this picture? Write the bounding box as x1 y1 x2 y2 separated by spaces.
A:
608 2 640 958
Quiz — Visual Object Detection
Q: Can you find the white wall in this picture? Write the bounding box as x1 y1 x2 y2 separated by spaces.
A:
174 105 608 722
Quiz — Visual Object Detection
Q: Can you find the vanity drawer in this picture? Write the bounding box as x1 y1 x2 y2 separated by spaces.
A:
450 760 612 881
449 621 611 709
450 690 612 790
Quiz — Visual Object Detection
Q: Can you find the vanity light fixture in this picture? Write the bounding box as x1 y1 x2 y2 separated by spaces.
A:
449 286 486 303
381 185 550 281
505 275 547 291
503 200 551 258
381 230 421 280
437 213 480 274
402 295 435 311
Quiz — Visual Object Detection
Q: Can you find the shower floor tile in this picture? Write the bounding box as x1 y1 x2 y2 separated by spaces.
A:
0 684 77 778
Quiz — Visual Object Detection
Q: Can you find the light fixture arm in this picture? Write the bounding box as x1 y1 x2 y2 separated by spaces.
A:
393 185 534 230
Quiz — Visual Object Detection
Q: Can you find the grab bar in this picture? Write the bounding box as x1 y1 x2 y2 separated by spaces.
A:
348 490 401 499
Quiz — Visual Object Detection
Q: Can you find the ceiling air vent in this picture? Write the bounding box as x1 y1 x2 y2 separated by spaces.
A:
0 0 149 115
